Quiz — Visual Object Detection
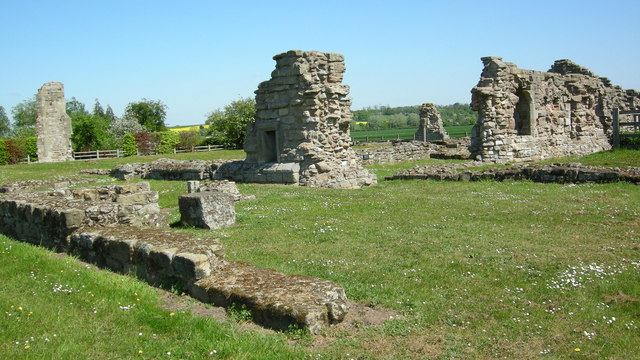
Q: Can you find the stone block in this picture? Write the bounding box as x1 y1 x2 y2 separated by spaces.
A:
179 192 235 229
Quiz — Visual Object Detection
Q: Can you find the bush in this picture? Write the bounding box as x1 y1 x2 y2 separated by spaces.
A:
0 139 8 165
156 131 180 154
134 132 156 156
122 133 138 157
178 131 201 149
0 139 25 165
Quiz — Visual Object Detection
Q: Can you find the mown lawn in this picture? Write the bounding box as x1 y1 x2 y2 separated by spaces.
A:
1 149 639 359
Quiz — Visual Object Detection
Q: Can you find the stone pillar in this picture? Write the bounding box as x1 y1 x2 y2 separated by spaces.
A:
36 82 73 162
414 103 448 141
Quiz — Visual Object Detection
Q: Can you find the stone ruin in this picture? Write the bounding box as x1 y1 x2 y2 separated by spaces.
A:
470 57 640 163
217 50 377 189
0 179 348 333
36 82 73 163
414 103 449 141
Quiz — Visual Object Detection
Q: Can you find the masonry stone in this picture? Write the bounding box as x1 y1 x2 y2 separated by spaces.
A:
415 103 449 141
36 82 73 162
220 50 377 189
179 192 236 229
470 57 640 163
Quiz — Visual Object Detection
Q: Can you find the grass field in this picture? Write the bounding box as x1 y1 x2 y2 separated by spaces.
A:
1 150 639 359
351 125 473 142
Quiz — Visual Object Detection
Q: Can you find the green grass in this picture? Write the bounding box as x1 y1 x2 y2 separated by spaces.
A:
1 149 639 359
351 125 473 142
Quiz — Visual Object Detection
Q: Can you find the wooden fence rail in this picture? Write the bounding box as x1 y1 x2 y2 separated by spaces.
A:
612 108 640 148
73 150 123 160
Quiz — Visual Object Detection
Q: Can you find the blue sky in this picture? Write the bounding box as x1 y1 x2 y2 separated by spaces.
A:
1 0 639 126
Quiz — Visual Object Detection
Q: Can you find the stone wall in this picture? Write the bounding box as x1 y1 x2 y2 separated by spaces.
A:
0 179 349 332
415 103 449 141
232 50 376 189
354 138 471 165
111 158 222 181
36 82 73 162
387 162 640 184
470 57 640 163
0 182 164 250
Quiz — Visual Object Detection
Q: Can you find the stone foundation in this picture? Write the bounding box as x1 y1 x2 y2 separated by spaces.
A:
354 138 471 165
112 158 221 181
0 179 349 332
387 162 640 184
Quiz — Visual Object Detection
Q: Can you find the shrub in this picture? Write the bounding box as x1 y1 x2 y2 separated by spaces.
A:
178 131 201 149
122 133 138 157
156 131 180 154
0 139 8 165
133 132 156 156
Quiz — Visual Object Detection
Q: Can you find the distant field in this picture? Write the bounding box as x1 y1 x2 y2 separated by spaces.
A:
351 125 473 142
168 124 210 132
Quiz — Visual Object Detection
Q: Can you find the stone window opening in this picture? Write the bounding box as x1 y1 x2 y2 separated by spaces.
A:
513 89 533 135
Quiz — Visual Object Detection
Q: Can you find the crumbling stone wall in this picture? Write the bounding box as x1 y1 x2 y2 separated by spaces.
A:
470 57 640 162
0 182 164 250
387 162 640 184
36 82 73 162
415 103 449 141
354 138 471 165
0 179 349 332
228 50 376 189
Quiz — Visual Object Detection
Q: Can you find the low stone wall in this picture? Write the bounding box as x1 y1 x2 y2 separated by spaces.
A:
70 227 226 285
387 162 640 184
0 180 349 332
111 158 223 181
214 161 300 184
354 139 471 165
0 182 164 250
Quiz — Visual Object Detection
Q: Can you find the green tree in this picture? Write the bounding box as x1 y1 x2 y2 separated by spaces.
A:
155 131 180 154
105 105 116 121
0 106 10 138
122 133 138 156
11 97 37 129
124 99 167 132
66 97 88 117
205 97 255 149
93 99 105 118
71 114 111 151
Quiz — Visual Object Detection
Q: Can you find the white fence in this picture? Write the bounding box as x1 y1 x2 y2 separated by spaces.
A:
14 145 225 165
73 149 123 160
173 144 224 153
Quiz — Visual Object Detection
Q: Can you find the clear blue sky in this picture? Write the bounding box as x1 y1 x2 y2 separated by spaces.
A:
1 0 639 127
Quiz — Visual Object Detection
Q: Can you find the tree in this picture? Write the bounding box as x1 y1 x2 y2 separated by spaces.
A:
105 105 116 121
109 114 145 140
11 97 37 129
0 106 10 138
93 99 105 118
124 99 167 132
66 97 88 117
71 114 111 151
205 97 255 149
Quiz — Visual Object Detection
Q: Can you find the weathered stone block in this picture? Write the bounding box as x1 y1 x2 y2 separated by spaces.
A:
179 192 235 229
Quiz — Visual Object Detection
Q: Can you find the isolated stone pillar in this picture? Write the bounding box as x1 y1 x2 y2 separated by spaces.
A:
36 82 73 162
415 103 448 141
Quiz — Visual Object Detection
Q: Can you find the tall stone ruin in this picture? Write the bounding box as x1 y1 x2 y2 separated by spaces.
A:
470 57 639 162
414 103 449 141
36 82 73 162
220 50 376 189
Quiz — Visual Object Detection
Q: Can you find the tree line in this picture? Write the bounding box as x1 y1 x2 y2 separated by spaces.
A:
352 103 476 130
0 95 477 165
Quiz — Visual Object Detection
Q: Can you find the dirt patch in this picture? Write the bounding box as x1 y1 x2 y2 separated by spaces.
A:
604 291 640 304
